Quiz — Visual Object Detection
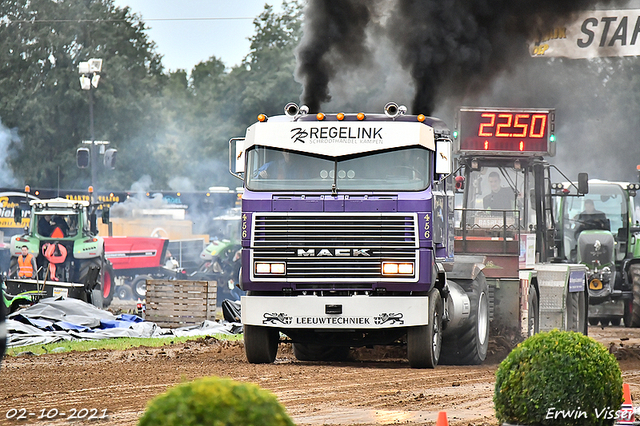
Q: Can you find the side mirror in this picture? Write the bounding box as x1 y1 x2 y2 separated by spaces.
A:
229 137 245 180
101 207 110 224
578 173 589 195
13 207 22 225
454 175 465 191
435 140 452 175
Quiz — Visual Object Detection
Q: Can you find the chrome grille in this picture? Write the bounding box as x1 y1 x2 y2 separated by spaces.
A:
252 213 418 281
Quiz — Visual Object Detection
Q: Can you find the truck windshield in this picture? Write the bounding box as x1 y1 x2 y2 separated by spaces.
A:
245 146 431 191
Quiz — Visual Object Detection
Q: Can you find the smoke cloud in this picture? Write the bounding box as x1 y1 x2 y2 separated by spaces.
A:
295 0 628 115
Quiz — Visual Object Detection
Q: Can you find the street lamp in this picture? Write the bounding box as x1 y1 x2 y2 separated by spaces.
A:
79 58 102 202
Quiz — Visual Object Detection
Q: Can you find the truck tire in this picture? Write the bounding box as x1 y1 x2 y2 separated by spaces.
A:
631 265 640 327
407 287 442 368
292 343 350 362
244 325 279 364
527 284 539 337
131 275 152 300
440 275 489 365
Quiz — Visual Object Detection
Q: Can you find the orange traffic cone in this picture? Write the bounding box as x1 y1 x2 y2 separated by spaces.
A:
617 383 634 425
436 411 449 426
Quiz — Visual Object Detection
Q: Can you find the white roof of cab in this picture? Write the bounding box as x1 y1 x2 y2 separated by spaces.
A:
243 119 436 156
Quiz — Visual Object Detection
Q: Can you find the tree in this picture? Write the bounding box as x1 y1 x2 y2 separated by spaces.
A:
0 0 164 190
155 1 304 190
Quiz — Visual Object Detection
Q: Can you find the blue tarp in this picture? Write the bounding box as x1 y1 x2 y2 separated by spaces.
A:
7 296 242 348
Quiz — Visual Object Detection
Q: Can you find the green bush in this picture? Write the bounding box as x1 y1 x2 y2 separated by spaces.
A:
138 376 295 426
494 330 622 426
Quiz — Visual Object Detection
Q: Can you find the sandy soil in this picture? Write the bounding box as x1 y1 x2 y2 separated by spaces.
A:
1 326 640 426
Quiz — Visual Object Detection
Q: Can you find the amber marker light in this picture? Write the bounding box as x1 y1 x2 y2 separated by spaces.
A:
417 114 426 122
316 112 325 121
257 114 267 122
336 112 345 121
24 185 30 193
357 112 366 121
88 186 94 193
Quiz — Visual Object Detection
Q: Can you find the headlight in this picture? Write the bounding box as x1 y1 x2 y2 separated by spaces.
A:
255 262 285 275
382 262 414 275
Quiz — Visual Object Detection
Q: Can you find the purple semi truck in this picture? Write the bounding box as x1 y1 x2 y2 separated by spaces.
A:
229 102 488 368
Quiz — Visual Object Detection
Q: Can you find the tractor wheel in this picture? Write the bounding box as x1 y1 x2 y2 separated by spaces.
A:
624 297 634 327
440 274 490 365
78 258 110 308
244 325 279 364
116 285 133 301
631 265 640 327
9 257 18 279
101 260 115 307
292 343 350 362
131 275 152 300
407 286 442 368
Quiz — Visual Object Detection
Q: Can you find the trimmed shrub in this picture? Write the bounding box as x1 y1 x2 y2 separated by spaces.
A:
138 376 295 426
494 330 622 426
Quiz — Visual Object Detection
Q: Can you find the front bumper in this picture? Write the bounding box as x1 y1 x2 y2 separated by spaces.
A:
241 295 429 329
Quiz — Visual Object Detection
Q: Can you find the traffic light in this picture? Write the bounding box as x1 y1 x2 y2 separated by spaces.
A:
104 148 117 169
76 147 90 168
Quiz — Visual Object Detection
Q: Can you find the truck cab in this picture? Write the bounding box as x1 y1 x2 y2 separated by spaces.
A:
230 103 481 368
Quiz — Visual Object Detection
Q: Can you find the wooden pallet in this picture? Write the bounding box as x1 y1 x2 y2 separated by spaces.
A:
145 280 217 328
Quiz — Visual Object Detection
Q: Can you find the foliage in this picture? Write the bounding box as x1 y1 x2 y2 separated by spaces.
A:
137 376 295 426
494 330 623 426
6 334 242 356
0 0 303 192
0 0 164 189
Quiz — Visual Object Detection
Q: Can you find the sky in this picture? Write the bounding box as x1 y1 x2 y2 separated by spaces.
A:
112 0 284 73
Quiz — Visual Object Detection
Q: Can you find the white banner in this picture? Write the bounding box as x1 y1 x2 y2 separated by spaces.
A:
530 9 640 58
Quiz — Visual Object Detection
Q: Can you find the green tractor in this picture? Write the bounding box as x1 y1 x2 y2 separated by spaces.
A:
556 180 640 326
5 197 113 310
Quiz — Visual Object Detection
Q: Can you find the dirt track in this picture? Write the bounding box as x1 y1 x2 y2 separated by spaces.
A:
2 326 640 426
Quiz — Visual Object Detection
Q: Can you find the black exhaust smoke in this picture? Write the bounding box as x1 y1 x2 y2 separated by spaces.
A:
294 0 374 113
295 0 627 115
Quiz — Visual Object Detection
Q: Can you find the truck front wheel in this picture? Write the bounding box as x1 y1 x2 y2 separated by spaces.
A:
244 325 279 364
407 287 442 368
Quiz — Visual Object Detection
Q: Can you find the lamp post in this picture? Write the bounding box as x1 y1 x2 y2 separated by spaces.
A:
79 58 102 202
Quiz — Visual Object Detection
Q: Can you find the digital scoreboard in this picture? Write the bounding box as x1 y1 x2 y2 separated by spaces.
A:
455 107 555 156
